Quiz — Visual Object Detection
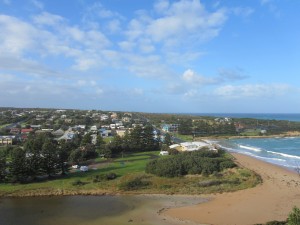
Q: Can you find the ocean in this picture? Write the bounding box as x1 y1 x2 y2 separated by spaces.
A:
217 137 300 170
190 113 300 170
189 113 300 122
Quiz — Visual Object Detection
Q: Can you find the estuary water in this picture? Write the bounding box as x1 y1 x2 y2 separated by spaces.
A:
0 195 205 225
217 137 300 170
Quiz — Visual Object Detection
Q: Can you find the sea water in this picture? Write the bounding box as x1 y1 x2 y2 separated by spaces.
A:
217 137 300 170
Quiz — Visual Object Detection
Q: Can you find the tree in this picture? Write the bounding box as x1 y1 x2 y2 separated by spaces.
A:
57 140 72 175
9 148 28 183
164 133 172 146
178 119 193 135
69 149 83 165
0 150 6 182
129 125 143 152
41 139 59 177
142 125 159 151
81 132 92 146
24 138 42 178
288 206 300 225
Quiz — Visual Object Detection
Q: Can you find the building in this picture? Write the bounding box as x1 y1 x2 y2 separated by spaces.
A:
169 141 214 152
161 124 180 132
0 136 15 145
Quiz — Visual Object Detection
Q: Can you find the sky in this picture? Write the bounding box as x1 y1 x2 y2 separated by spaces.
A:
0 0 300 113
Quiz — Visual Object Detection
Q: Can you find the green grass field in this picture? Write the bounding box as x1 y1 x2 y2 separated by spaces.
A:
0 151 261 197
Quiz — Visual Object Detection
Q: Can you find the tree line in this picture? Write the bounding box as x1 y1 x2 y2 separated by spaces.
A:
0 125 159 183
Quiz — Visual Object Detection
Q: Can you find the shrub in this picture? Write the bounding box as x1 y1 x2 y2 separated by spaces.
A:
146 150 236 178
93 173 117 183
198 180 222 187
119 175 151 191
219 160 237 170
287 206 300 225
72 180 86 186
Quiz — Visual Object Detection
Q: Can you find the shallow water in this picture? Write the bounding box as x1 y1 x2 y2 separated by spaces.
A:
0 195 205 225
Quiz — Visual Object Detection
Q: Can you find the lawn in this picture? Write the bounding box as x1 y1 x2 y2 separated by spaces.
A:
0 151 261 197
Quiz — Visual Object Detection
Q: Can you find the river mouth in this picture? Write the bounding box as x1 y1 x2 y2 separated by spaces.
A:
0 195 206 225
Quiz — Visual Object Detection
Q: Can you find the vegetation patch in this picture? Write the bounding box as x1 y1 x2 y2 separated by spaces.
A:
119 174 152 191
146 149 237 177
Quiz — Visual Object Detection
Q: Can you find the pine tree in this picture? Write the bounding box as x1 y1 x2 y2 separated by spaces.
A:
129 125 143 152
142 125 159 151
24 138 43 178
0 150 6 182
164 133 172 146
9 148 28 183
41 139 59 177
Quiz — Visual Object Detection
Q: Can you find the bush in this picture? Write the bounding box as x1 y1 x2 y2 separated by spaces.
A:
72 180 86 186
93 173 117 183
219 160 237 170
287 206 300 225
198 180 222 187
119 175 151 191
146 150 236 178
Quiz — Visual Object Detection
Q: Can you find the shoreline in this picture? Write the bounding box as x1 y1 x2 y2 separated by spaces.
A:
164 152 300 225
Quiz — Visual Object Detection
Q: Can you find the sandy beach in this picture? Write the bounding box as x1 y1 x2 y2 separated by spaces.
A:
164 153 300 225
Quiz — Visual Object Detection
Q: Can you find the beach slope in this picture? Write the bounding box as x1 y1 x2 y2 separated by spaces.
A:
165 153 300 225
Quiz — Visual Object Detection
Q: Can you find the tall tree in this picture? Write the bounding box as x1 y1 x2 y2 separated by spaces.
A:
142 125 159 151
164 133 172 146
9 148 28 183
129 125 143 151
81 132 92 146
24 138 42 178
0 150 6 182
41 139 59 177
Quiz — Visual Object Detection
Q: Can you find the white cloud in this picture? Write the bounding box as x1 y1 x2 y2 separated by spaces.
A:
182 69 217 85
126 0 227 47
0 15 36 55
232 7 254 17
33 12 65 26
214 84 291 99
31 0 43 9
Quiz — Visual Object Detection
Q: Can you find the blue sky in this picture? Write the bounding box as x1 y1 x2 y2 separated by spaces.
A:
0 0 300 113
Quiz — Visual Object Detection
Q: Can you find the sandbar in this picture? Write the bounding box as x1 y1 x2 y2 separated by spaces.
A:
164 153 300 225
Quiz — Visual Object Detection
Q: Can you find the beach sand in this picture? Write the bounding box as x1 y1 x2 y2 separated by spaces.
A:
164 153 300 225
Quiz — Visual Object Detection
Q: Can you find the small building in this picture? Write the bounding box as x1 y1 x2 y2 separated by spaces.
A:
10 128 20 134
21 128 33 134
0 136 15 145
116 129 128 137
159 151 169 156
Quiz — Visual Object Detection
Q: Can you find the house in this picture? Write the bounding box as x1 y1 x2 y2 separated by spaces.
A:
100 114 109 121
21 128 33 134
116 129 128 137
30 125 42 130
110 124 116 129
90 125 98 132
122 116 131 123
110 112 118 119
10 128 20 134
58 131 75 142
161 124 179 132
64 119 72 124
99 128 112 138
61 115 67 119
169 141 213 152
0 136 15 145
52 129 65 137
